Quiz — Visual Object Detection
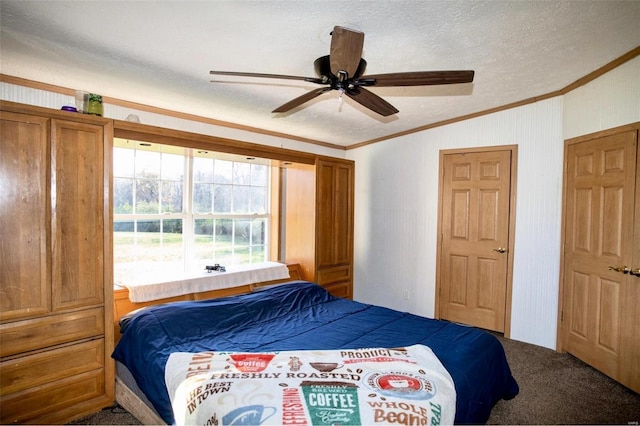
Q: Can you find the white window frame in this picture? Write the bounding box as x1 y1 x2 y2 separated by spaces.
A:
113 139 271 284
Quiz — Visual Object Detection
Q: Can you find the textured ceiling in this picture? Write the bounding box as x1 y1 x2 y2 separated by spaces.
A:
1 1 639 148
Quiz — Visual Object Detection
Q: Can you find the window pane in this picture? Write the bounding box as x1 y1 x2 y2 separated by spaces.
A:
161 153 184 180
214 247 233 264
234 219 251 245
233 162 251 185
193 219 214 266
194 157 213 182
113 220 135 284
163 219 183 234
113 220 135 263
134 219 184 269
114 147 134 178
132 220 162 278
137 220 160 233
233 246 250 263
251 219 265 245
214 218 233 264
251 245 266 263
215 218 233 243
136 179 160 213
161 181 183 213
161 219 184 267
114 178 133 214
214 184 232 213
232 186 250 213
251 186 267 213
114 220 135 233
251 164 267 186
112 219 184 282
214 160 232 184
136 150 160 178
193 183 213 213
195 218 214 235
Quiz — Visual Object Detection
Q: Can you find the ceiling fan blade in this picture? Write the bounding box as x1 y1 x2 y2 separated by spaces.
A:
272 87 333 113
210 70 324 84
358 70 475 87
330 26 364 78
345 87 399 117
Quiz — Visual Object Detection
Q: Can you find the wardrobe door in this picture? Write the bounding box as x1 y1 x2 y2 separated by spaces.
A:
315 158 354 298
0 112 50 321
315 159 354 268
51 119 105 311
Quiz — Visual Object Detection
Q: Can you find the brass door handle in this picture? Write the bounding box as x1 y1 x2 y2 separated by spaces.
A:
493 247 506 253
608 265 631 274
630 268 640 277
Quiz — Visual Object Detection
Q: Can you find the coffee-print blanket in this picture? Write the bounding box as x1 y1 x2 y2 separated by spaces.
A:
165 344 456 426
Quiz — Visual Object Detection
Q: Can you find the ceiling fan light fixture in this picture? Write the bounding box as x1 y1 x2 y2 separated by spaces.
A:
209 26 474 117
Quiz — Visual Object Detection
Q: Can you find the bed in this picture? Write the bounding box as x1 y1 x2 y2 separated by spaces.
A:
112 279 518 425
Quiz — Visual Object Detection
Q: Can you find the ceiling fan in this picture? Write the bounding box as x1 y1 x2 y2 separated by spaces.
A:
209 26 474 117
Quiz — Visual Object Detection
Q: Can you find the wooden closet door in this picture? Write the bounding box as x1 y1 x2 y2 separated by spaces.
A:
316 159 353 268
439 149 513 332
626 132 640 390
562 127 639 392
0 112 50 321
51 119 105 310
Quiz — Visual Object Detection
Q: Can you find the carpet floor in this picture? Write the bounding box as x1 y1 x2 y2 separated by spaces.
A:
488 333 640 425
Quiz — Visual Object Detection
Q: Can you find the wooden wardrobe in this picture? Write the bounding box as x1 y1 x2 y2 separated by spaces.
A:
283 158 355 299
0 101 114 423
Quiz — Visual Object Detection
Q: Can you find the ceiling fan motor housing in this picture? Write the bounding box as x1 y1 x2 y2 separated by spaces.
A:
314 55 368 89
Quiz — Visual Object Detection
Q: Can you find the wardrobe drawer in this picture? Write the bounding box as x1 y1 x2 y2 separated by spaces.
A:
0 307 104 357
316 265 351 285
322 281 352 299
1 338 104 396
0 368 105 424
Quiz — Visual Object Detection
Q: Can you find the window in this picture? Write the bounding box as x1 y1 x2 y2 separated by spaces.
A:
113 139 271 284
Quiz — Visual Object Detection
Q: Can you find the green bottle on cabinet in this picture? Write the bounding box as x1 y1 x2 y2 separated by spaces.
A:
87 93 103 116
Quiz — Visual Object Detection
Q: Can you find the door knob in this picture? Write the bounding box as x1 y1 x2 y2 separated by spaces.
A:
630 268 640 277
492 247 506 253
608 265 631 274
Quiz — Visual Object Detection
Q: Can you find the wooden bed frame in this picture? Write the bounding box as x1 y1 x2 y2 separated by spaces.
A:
112 263 304 424
115 375 165 425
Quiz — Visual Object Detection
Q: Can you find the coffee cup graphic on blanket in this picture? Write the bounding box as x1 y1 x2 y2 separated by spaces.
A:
165 345 457 426
309 362 343 372
222 405 277 425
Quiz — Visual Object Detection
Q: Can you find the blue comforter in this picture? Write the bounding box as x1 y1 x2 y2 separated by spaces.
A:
112 281 518 424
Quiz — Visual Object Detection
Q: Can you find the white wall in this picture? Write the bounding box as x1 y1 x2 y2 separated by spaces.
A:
564 56 640 139
348 99 564 349
347 56 640 350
